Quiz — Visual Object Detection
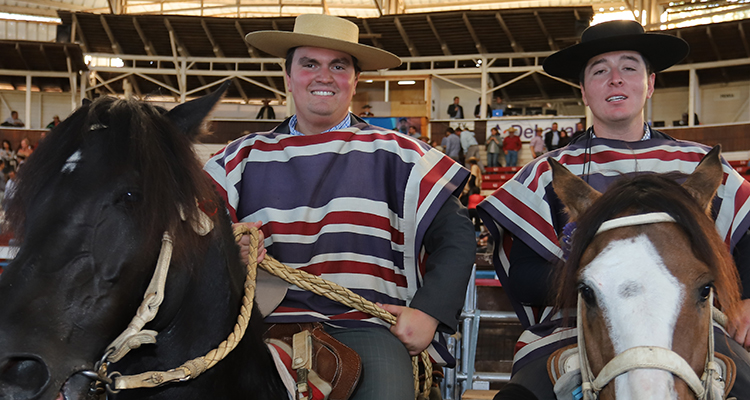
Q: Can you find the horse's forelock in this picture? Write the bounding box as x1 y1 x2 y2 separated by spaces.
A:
8 96 221 263
556 174 741 319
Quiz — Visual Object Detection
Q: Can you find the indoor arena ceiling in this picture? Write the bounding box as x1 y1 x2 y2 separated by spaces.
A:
4 5 750 103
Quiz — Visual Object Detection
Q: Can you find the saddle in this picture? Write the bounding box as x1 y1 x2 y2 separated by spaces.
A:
264 323 362 400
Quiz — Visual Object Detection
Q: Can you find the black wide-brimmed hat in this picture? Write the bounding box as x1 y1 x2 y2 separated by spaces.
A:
543 20 689 80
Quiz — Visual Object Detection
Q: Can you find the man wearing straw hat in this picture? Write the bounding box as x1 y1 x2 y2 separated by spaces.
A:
477 20 750 399
204 14 475 399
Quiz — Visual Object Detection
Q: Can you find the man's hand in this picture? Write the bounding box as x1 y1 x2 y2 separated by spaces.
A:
728 298 750 350
377 303 439 356
233 221 266 265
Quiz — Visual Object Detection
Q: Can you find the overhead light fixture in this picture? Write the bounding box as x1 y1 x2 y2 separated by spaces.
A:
365 80 374 83
0 12 61 23
398 80 416 85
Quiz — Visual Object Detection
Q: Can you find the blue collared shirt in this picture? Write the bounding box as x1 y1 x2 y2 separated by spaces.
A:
288 114 352 136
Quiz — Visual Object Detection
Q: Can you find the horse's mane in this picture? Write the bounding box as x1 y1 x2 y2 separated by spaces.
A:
556 173 742 321
6 96 221 260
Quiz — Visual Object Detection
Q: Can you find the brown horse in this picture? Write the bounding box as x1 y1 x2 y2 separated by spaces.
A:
550 146 742 399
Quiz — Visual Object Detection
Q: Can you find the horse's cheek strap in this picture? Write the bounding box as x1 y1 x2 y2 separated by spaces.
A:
106 232 174 363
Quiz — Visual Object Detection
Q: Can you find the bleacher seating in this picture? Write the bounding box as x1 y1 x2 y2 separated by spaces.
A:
480 166 521 192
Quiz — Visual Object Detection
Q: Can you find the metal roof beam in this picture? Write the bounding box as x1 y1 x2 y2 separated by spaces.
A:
361 19 384 49
14 43 30 71
165 17 212 97
706 25 731 83
38 44 56 71
101 15 143 97
71 13 90 53
235 20 283 102
393 16 419 57
533 11 557 51
739 22 750 58
463 13 486 54
133 17 179 102
426 15 451 56
202 19 249 103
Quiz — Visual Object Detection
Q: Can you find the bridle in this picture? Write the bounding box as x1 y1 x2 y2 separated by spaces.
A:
576 212 730 400
81 210 261 395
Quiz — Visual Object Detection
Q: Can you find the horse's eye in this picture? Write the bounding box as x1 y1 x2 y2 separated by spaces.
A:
117 191 142 207
579 284 597 307
699 284 712 301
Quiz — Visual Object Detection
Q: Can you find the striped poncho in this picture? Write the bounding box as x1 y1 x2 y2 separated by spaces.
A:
477 130 750 372
204 118 469 330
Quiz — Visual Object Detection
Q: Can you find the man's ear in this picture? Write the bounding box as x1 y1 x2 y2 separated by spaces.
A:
646 72 656 99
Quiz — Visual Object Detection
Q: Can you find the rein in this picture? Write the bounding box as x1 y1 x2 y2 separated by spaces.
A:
85 224 431 399
577 212 729 400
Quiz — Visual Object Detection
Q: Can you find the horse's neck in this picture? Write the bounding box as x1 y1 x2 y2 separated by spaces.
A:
116 227 284 399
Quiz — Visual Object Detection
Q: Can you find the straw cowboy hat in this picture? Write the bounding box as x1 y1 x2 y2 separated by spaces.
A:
543 20 689 80
245 14 401 71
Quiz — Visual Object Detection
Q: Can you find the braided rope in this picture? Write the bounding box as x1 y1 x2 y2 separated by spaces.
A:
112 229 259 390
236 225 433 399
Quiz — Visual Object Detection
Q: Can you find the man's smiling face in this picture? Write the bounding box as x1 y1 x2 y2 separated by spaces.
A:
580 50 655 127
287 46 359 133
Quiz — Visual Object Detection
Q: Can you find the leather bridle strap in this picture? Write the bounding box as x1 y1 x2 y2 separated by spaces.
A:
106 232 174 363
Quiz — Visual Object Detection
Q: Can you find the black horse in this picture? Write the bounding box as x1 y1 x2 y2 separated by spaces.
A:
0 84 288 399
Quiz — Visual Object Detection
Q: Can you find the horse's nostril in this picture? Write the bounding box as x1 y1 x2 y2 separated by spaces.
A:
0 355 51 399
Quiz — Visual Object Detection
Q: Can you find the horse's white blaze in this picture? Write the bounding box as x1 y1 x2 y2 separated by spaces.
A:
62 150 81 173
582 234 683 400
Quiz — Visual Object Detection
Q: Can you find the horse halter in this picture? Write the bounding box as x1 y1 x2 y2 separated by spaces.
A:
576 212 730 400
80 208 259 394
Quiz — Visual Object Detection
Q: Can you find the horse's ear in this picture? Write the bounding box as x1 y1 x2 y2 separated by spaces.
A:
683 145 723 213
549 157 602 221
166 80 230 139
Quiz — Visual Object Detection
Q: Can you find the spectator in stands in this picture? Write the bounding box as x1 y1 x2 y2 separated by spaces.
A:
571 122 585 140
211 14 476 399
460 156 482 207
676 111 700 126
359 104 374 117
2 111 24 127
466 185 485 235
485 126 503 167
0 140 15 163
459 126 485 173
16 138 33 161
502 127 521 167
441 127 460 161
447 96 464 119
478 20 750 400
529 127 545 158
3 167 16 210
255 99 276 120
544 122 561 151
558 129 570 148
407 125 421 139
474 97 491 118
46 115 61 129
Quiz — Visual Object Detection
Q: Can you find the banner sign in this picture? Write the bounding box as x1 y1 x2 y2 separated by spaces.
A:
482 117 584 142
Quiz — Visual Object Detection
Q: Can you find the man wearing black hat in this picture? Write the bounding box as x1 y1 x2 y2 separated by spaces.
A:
205 14 475 400
478 20 750 399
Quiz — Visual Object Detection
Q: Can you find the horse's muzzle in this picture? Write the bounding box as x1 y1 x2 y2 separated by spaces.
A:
0 354 50 400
